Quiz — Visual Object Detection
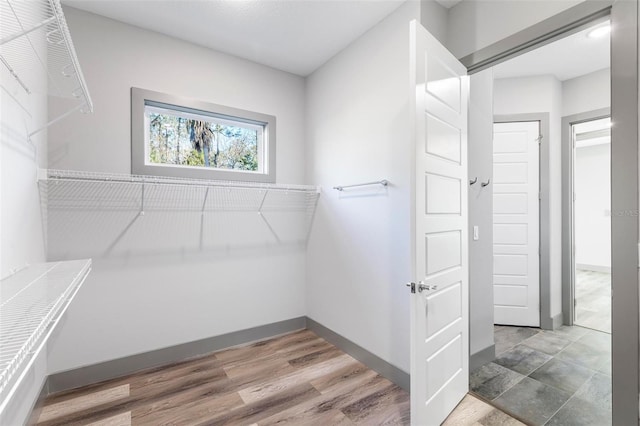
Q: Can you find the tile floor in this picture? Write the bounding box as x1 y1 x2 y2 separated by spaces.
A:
575 269 611 333
470 325 611 426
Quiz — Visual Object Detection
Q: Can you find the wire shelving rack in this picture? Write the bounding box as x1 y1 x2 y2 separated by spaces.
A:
0 0 93 137
0 260 91 414
39 170 321 255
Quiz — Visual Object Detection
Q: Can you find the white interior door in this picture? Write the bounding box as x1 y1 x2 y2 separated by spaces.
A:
493 121 540 327
409 20 468 425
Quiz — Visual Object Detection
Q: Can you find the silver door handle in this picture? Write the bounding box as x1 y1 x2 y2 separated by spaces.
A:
418 281 437 292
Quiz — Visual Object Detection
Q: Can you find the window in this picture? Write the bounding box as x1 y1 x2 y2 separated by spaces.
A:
132 88 276 182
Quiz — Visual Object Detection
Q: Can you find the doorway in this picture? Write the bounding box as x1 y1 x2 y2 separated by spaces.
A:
460 0 637 423
572 116 612 334
468 16 614 426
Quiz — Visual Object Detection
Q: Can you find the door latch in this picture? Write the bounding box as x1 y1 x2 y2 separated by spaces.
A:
406 282 438 293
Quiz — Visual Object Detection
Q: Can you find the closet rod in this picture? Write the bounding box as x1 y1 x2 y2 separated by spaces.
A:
333 179 389 191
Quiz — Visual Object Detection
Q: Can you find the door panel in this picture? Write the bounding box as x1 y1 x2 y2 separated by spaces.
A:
493 121 540 327
410 20 469 425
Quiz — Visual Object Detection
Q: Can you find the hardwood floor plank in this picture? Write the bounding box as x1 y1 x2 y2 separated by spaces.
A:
238 354 356 404
38 384 130 423
260 407 354 425
223 356 293 380
279 338 335 360
442 394 495 425
44 350 222 407
198 382 322 426
256 369 388 425
287 345 343 368
86 411 131 426
219 336 331 371
213 329 315 365
133 389 244 426
341 383 410 424
309 359 372 392
37 330 523 426
37 367 230 426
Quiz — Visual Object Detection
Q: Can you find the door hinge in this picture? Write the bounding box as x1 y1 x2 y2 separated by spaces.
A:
538 192 542 200
537 135 543 145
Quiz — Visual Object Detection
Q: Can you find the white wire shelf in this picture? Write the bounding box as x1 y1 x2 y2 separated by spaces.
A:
0 260 91 414
0 0 93 137
44 169 320 193
41 169 321 212
39 170 321 255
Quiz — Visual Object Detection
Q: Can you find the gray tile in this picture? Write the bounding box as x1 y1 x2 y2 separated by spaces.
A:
595 356 611 376
546 396 611 426
578 330 611 352
494 345 552 376
574 269 611 334
470 362 525 401
575 372 612 411
528 358 592 394
520 332 571 355
494 326 540 355
547 325 591 342
493 377 571 426
555 341 610 372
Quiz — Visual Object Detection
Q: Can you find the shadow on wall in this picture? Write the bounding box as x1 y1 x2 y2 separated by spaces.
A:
0 120 36 161
39 178 318 265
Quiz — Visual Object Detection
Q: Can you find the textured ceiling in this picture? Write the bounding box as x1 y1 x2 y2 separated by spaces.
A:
62 0 406 76
62 0 606 81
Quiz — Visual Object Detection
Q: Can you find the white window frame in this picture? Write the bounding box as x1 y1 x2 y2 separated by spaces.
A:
131 87 276 182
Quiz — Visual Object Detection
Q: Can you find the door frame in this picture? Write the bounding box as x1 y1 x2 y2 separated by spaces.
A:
561 107 611 326
494 114 552 329
462 1 638 423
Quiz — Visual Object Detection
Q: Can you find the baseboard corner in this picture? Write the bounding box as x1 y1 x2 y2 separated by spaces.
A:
470 344 496 372
305 317 409 391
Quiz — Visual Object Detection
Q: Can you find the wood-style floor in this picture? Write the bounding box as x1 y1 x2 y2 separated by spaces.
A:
35 330 522 425
35 330 410 425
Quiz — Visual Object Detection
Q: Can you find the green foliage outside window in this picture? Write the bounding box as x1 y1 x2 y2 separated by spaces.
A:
148 112 259 171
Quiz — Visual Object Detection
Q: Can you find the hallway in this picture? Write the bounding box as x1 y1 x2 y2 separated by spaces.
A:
575 269 611 333
470 325 611 425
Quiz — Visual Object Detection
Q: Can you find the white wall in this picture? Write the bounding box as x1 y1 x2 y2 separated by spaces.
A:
305 1 420 374
468 68 495 365
46 7 308 374
447 0 584 58
0 9 48 423
575 142 611 270
494 75 563 321
50 8 305 184
562 68 610 117
421 0 449 45
0 41 47 278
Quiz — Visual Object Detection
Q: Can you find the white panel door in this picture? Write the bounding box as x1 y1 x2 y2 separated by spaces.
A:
493 121 540 327
409 20 468 425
